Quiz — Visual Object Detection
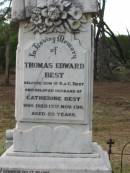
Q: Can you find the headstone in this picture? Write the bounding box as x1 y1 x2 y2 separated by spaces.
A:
0 0 112 173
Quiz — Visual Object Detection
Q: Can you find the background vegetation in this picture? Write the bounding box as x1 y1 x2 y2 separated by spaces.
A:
0 0 130 173
0 0 130 83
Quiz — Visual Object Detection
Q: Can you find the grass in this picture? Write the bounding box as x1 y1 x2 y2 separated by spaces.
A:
0 77 15 154
113 67 130 82
93 82 130 173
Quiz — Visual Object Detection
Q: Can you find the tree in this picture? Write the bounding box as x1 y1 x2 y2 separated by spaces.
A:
0 0 12 21
93 0 127 80
0 0 18 85
0 0 129 82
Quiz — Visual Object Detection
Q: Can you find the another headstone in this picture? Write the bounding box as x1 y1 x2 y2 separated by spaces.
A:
0 0 112 173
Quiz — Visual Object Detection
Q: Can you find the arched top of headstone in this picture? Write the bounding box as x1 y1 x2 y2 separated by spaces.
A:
11 0 98 21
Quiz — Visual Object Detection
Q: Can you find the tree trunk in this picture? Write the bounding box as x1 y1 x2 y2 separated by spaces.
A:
94 40 98 80
4 41 10 85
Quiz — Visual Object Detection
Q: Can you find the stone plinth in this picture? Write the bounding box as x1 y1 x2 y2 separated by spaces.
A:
0 143 111 173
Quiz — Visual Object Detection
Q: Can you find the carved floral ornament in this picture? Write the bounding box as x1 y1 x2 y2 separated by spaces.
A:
28 0 88 34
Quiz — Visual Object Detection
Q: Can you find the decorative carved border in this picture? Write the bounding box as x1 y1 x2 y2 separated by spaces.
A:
28 0 87 34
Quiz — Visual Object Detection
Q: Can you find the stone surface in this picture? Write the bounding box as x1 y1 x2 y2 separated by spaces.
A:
0 143 111 173
7 145 99 158
15 19 93 125
0 1 111 173
23 37 87 123
13 18 94 153
13 124 92 153
5 130 13 149
11 0 98 21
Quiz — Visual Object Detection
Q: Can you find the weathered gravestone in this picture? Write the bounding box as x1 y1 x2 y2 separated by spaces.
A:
0 0 111 172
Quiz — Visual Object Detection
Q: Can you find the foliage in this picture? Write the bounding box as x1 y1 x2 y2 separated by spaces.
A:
96 35 130 81
0 0 130 81
104 35 130 66
0 21 18 72
0 0 12 21
93 0 130 80
117 35 130 67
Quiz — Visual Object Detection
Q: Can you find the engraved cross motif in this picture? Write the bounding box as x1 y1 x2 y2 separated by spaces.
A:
50 46 58 55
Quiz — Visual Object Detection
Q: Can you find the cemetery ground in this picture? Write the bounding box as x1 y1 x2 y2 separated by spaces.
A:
0 74 130 173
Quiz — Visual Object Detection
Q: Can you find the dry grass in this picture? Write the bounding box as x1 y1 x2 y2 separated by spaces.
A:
0 75 130 173
93 82 130 173
0 74 15 153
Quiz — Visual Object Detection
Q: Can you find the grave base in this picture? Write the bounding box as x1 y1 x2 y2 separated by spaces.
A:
0 143 111 173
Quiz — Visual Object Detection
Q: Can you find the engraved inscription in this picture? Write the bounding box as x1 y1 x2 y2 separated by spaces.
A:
0 169 49 173
23 35 87 123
